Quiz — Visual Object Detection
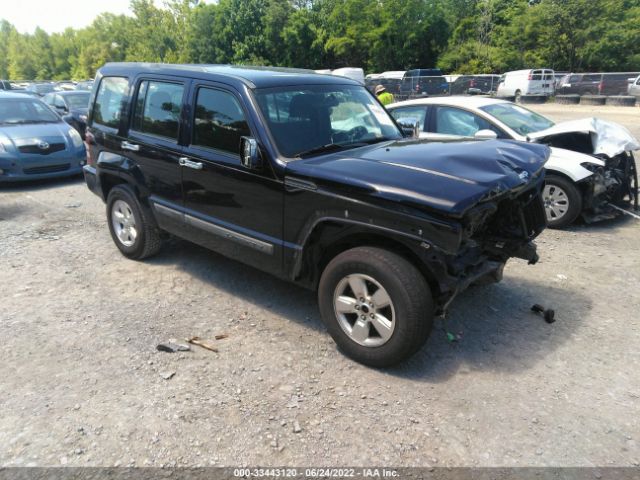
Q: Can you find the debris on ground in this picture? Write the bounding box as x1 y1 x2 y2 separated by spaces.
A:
160 371 176 380
293 420 302 433
156 342 191 353
186 336 218 352
531 304 556 324
214 334 229 340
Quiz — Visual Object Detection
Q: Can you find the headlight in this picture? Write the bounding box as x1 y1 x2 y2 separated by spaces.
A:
580 162 603 174
68 128 83 148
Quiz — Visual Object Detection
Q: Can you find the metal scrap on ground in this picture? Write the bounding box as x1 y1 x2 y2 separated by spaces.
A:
186 336 219 352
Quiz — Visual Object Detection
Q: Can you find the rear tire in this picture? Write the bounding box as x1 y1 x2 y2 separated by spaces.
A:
543 175 582 229
318 246 434 367
106 185 162 260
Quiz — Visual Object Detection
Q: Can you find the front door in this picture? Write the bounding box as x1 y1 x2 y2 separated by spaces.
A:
180 82 284 276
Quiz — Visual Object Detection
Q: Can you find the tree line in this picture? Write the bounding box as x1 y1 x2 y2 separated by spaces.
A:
1 0 638 81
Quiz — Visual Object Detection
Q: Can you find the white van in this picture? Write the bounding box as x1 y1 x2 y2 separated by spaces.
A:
496 69 555 100
331 67 365 84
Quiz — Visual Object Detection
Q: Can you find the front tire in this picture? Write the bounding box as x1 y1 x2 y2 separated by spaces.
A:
106 185 162 260
318 246 434 367
543 175 582 228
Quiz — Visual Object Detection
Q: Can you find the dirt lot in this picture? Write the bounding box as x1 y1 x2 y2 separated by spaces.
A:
1 104 639 468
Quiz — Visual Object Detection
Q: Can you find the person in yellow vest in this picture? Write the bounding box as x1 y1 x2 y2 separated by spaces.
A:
375 84 394 106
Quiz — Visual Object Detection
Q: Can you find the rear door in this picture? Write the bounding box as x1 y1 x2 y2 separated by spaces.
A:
124 76 188 232
179 81 284 275
527 70 545 95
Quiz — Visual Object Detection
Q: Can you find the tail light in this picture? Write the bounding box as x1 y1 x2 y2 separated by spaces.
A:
528 73 532 80
85 131 94 166
598 82 604 93
470 79 476 87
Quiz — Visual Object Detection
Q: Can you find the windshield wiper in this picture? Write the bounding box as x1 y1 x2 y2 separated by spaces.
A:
295 143 348 158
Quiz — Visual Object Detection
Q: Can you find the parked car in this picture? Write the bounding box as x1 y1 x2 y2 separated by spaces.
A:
25 82 56 97
83 63 550 367
399 69 449 97
0 92 86 181
387 96 638 228
557 72 640 96
496 69 555 101
0 80 13 91
42 91 91 138
628 74 640 98
449 75 501 95
75 80 94 91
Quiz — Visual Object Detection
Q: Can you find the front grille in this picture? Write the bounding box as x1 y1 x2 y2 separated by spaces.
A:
19 143 66 155
23 164 70 175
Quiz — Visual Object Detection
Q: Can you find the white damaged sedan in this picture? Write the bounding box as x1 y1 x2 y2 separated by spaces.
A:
388 97 639 228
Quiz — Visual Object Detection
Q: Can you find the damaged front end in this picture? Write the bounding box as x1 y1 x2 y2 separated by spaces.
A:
426 170 547 314
530 117 639 221
580 152 638 222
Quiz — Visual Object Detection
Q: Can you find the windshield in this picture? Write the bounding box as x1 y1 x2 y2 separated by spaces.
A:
65 93 90 110
0 98 60 124
254 84 402 158
480 103 555 136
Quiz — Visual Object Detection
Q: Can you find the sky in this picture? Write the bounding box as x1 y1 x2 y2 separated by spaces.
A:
0 0 209 34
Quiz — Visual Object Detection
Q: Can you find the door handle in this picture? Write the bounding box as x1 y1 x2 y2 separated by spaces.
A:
179 157 203 170
121 141 140 151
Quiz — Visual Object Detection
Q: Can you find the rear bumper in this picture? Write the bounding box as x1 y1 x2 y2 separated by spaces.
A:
83 164 104 200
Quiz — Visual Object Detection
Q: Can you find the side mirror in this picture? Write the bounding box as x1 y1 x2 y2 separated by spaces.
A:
396 117 420 138
474 129 498 140
239 136 262 170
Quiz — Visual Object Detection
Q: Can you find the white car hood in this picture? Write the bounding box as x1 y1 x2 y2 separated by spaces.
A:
528 117 640 158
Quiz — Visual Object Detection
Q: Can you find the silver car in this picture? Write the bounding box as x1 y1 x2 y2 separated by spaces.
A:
628 74 640 98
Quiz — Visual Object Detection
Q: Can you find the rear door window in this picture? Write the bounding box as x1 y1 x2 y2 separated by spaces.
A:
132 80 184 141
389 106 428 131
93 77 128 129
192 87 250 156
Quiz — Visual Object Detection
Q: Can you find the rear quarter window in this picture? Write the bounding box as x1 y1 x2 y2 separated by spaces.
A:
92 77 128 129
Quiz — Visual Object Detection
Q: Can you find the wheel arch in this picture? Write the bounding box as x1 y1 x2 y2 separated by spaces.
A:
295 220 442 297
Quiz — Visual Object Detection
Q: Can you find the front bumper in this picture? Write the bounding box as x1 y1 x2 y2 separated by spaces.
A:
0 151 85 183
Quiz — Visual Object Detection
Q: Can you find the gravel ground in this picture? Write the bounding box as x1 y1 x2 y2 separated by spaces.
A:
1 104 639 468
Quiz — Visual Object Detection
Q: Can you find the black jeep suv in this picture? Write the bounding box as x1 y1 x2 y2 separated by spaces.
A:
83 63 549 367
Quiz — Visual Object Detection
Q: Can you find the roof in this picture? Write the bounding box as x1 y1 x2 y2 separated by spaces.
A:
99 63 361 89
389 95 510 109
55 90 91 97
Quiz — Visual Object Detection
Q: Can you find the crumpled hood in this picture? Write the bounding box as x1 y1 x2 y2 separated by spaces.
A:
286 138 550 217
528 117 640 158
